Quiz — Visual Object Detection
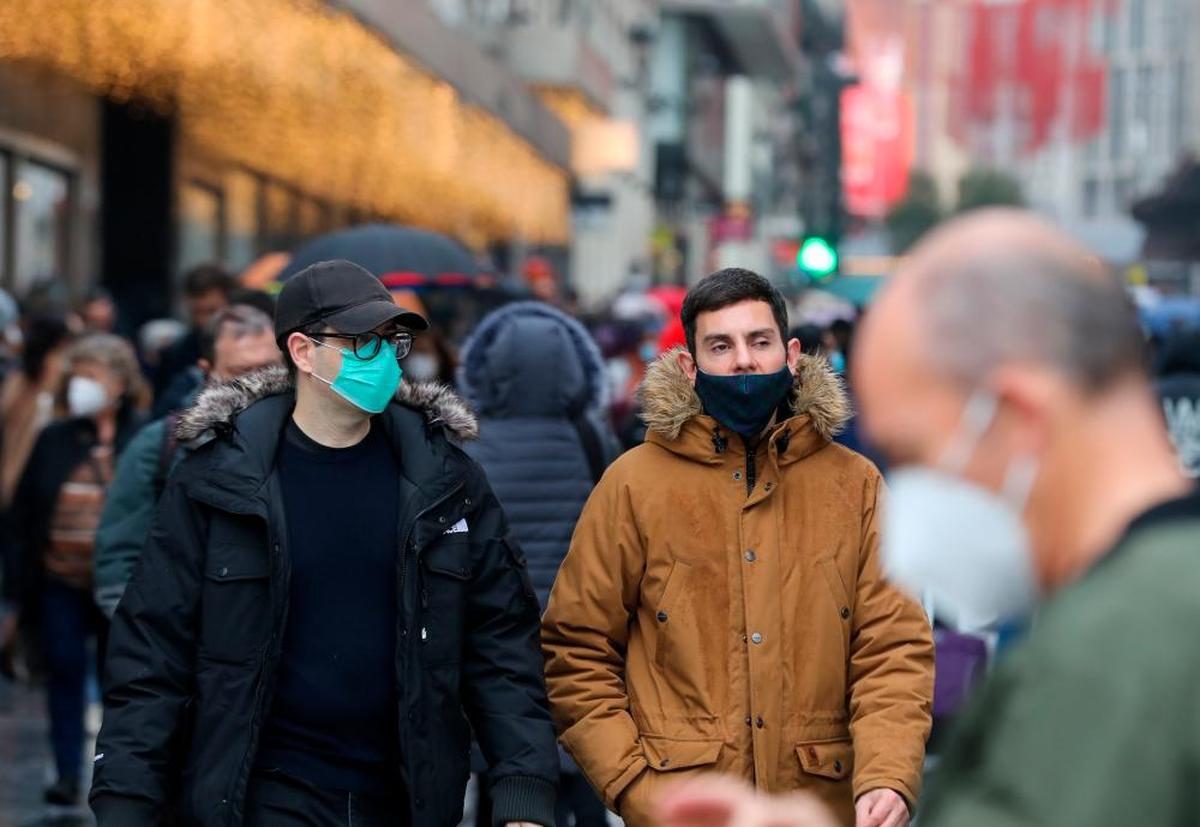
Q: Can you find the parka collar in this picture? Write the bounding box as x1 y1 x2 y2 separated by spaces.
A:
169 365 478 513
638 349 851 465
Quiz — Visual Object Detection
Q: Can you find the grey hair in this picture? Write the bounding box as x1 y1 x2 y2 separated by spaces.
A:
199 304 274 363
920 243 1146 393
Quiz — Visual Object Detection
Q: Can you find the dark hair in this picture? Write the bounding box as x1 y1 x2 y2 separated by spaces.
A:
198 304 274 364
83 286 114 305
228 287 276 318
21 314 72 381
183 264 236 298
681 268 789 355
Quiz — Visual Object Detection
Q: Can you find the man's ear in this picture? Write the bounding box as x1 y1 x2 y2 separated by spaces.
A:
677 348 698 385
786 338 803 375
288 332 317 377
196 358 213 378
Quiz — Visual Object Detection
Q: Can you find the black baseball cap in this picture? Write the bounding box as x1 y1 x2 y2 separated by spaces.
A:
274 259 428 341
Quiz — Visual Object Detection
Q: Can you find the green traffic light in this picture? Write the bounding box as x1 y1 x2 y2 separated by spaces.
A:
798 237 838 279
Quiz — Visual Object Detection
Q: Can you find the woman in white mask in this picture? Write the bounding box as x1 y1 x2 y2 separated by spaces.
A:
4 333 149 806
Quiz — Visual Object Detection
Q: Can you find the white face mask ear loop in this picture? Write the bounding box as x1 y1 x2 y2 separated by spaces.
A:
940 391 1000 474
304 335 338 388
1003 453 1040 511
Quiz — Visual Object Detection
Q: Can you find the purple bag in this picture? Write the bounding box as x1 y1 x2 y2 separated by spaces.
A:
932 624 988 721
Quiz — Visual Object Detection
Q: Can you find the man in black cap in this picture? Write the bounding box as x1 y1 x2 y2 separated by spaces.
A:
91 260 558 827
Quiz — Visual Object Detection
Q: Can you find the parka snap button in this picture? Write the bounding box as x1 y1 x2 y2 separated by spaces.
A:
744 550 756 563
764 483 773 491
745 717 752 726
464 498 472 506
657 611 669 622
733 470 743 481
807 747 818 761
840 607 851 620
438 516 447 524
751 632 763 645
218 567 229 577
660 758 670 767
755 716 765 729
833 760 844 773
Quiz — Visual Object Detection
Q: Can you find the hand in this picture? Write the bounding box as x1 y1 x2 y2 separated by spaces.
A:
854 788 908 827
658 774 838 827
504 822 542 827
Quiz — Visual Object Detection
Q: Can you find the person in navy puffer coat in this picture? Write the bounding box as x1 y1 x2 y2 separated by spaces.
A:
458 300 620 827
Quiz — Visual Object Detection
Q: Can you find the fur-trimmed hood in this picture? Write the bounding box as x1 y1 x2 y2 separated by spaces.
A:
174 364 478 443
638 349 851 445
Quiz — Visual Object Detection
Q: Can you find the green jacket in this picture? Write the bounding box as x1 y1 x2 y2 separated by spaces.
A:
922 492 1200 827
93 417 186 617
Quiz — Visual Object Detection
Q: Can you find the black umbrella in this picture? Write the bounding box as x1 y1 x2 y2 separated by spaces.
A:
278 224 488 290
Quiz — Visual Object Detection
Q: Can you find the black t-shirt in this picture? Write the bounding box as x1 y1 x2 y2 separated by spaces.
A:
256 419 402 794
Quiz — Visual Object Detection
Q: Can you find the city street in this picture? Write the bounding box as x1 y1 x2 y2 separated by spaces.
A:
0 682 93 827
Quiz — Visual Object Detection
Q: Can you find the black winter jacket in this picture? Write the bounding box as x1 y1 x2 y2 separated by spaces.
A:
89 366 558 827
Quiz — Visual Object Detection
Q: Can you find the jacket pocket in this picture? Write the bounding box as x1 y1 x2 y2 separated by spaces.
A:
420 538 470 664
653 559 692 671
641 734 723 772
200 545 270 663
796 738 853 781
818 558 852 617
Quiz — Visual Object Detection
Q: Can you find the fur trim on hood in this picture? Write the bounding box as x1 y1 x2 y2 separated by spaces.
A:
174 364 479 442
638 348 851 442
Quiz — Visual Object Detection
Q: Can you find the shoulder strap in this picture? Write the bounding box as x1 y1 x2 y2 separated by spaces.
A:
571 415 607 485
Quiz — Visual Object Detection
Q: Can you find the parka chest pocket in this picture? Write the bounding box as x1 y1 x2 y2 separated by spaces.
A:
420 537 472 664
200 545 271 664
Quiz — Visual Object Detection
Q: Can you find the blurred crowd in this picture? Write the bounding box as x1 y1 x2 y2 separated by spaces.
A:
0 227 1197 823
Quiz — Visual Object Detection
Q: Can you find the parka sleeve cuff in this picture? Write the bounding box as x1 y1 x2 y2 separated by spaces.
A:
853 778 919 813
491 774 558 827
604 757 648 810
90 793 160 827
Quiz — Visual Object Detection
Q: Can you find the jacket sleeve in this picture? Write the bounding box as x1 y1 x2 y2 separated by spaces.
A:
847 474 935 809
89 476 205 826
541 464 647 810
460 472 559 827
94 421 164 618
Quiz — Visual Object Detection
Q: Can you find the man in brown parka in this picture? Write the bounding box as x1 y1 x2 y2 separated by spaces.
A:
542 269 934 827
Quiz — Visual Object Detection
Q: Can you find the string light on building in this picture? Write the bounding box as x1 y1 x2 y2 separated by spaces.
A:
0 0 571 246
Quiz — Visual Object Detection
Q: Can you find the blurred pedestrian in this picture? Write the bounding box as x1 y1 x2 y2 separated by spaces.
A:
0 314 73 508
91 261 557 827
93 305 280 618
0 287 22 383
459 301 619 827
152 264 236 409
79 288 119 334
403 327 457 385
136 317 187 385
1156 328 1200 479
542 268 934 827
3 333 148 805
852 210 1198 826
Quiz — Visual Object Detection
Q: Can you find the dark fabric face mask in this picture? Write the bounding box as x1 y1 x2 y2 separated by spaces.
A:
693 364 794 437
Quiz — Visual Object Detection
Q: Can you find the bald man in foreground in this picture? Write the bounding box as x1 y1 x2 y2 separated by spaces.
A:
655 209 1200 827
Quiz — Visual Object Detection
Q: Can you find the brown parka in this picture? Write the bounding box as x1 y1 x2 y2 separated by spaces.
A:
541 352 934 827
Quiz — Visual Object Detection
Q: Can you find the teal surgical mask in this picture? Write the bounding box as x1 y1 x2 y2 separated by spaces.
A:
309 337 402 414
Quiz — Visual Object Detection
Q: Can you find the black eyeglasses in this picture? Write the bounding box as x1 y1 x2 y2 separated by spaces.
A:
312 330 413 360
